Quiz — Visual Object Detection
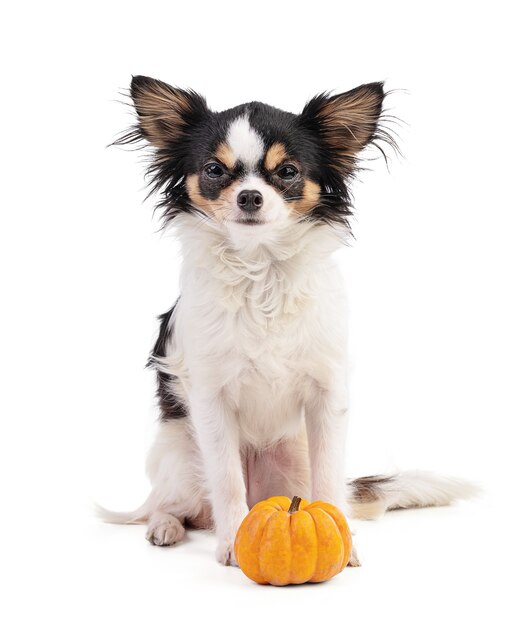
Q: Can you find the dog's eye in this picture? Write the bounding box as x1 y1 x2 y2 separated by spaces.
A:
204 163 225 179
276 165 298 181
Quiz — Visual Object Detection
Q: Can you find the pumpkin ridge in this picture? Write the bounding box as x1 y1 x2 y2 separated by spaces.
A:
287 511 293 582
250 497 283 514
315 507 345 576
315 507 336 525
264 496 291 511
258 509 283 584
307 507 344 582
307 508 321 581
289 509 318 584
311 502 352 569
235 505 279 583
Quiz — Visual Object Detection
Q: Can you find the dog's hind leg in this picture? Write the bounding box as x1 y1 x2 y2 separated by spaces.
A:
144 419 210 545
145 509 185 546
97 419 209 546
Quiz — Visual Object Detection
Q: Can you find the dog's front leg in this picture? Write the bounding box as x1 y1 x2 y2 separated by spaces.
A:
305 387 349 508
189 393 248 566
305 386 360 566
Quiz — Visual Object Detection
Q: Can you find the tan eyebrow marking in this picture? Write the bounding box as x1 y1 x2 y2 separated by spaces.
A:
292 180 321 214
264 142 288 171
214 143 236 170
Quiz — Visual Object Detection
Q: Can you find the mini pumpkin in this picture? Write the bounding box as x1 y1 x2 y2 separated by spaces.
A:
234 495 352 585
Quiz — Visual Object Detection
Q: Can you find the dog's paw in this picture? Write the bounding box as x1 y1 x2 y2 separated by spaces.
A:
348 543 362 567
146 513 185 547
215 538 239 567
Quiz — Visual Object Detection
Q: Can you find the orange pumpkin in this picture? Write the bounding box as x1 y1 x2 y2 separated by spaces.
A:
234 495 352 585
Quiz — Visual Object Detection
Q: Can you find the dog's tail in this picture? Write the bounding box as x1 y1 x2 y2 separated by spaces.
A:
94 492 156 525
347 470 480 520
95 471 479 524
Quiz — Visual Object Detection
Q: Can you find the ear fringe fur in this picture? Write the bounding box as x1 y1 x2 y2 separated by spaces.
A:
111 75 210 226
300 82 401 179
296 82 401 230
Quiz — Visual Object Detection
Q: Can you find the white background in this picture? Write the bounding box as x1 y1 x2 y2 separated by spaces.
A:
2 1 509 624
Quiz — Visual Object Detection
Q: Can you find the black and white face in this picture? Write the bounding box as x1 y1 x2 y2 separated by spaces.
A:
120 76 388 236
186 111 323 229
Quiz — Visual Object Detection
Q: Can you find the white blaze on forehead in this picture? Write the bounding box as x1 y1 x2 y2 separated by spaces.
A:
226 115 264 170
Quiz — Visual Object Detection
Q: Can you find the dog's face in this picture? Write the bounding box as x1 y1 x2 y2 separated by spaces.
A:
119 76 389 238
185 112 323 228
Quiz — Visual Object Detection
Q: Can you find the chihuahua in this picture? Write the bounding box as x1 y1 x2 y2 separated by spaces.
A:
98 76 474 566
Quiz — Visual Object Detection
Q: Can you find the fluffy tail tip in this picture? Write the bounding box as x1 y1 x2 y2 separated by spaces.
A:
389 470 482 508
349 470 481 520
93 502 146 525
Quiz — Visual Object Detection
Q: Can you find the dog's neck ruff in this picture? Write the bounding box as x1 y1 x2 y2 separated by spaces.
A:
173 215 347 322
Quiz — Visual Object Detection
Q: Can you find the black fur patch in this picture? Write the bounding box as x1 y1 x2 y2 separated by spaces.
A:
349 474 396 502
147 301 187 420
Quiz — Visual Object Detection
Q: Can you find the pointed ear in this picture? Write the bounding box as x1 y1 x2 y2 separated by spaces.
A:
128 75 208 149
300 82 386 176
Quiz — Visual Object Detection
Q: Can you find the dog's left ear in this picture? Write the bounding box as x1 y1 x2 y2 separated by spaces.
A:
123 75 209 150
299 82 385 176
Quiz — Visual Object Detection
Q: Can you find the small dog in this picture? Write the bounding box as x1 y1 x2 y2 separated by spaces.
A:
99 76 475 566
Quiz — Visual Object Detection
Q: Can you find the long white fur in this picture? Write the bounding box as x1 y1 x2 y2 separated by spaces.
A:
165 213 350 563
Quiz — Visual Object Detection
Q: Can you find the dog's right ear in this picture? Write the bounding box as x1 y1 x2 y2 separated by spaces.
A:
299 82 388 178
123 75 208 150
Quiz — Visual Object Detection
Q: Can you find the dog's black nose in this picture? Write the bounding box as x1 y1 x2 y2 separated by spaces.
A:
237 190 263 212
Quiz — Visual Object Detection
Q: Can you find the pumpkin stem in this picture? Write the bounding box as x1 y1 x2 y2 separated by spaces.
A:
288 496 302 514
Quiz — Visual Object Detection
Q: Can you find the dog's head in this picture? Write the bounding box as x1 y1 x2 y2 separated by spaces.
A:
118 76 393 241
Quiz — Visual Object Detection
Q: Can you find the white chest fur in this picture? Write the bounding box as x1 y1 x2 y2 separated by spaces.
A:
161 217 349 446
